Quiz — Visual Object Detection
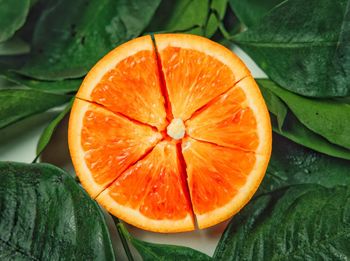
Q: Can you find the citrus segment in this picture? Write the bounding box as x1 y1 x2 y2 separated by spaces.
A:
96 141 195 232
154 34 250 120
182 137 268 229
186 77 269 152
76 35 167 130
68 99 162 198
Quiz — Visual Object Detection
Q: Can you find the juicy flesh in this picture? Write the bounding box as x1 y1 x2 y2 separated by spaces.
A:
182 138 255 214
104 142 192 220
77 43 261 224
81 102 162 186
158 47 237 120
89 50 167 130
186 78 259 151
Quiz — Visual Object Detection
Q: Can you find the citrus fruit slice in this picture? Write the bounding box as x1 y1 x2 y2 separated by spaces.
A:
182 137 266 228
186 77 270 153
97 141 194 232
154 34 250 120
68 99 162 197
75 36 167 130
68 34 272 232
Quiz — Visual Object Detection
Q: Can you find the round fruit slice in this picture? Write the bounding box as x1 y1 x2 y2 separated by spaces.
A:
76 35 167 130
154 33 250 120
68 33 272 233
186 76 270 153
97 141 194 232
68 99 162 198
182 137 268 229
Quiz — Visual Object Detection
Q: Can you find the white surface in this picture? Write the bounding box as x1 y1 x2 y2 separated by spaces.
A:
0 44 266 260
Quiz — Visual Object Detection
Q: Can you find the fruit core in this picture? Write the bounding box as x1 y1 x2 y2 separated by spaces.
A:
166 118 186 140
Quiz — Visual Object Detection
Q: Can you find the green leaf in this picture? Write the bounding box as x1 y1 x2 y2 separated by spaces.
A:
0 89 70 128
0 37 30 56
119 223 211 261
259 79 350 149
1 71 81 93
257 80 350 160
259 86 287 130
18 0 161 80
36 99 73 157
146 0 209 35
205 0 228 37
0 162 115 260
214 184 350 260
271 113 350 160
229 0 285 27
259 133 350 194
234 0 350 97
0 0 30 42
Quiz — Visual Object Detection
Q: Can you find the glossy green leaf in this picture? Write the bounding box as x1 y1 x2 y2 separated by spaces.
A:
1 71 81 93
229 0 285 27
259 85 287 130
119 223 211 261
259 133 350 194
271 113 350 160
234 0 350 97
146 0 209 35
214 185 350 260
18 0 161 80
0 0 30 42
206 0 228 37
258 80 350 160
0 162 115 260
259 79 350 149
0 37 30 56
0 89 70 128
36 99 73 157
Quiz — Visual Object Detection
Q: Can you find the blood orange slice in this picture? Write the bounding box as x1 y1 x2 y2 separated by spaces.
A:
97 142 194 232
68 34 272 232
154 34 250 120
186 77 270 153
68 99 162 197
182 137 266 228
76 36 167 130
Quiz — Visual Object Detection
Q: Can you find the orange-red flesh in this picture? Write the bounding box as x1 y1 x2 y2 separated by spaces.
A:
69 34 272 232
68 99 162 197
186 77 259 152
154 34 250 121
76 36 167 131
96 141 195 232
182 137 255 215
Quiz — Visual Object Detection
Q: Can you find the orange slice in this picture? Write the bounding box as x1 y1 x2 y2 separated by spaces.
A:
182 137 266 228
186 77 270 153
68 34 272 232
97 142 194 232
154 34 250 120
68 99 162 197
76 36 167 130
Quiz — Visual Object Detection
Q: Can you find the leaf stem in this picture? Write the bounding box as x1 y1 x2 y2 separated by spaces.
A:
211 8 245 42
112 216 134 261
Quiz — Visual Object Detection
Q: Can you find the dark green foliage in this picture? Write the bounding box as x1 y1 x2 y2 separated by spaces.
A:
0 162 115 260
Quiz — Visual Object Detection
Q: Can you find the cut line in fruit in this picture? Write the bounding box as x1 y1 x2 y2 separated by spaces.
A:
75 35 168 131
97 141 195 232
68 34 272 233
68 99 162 198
